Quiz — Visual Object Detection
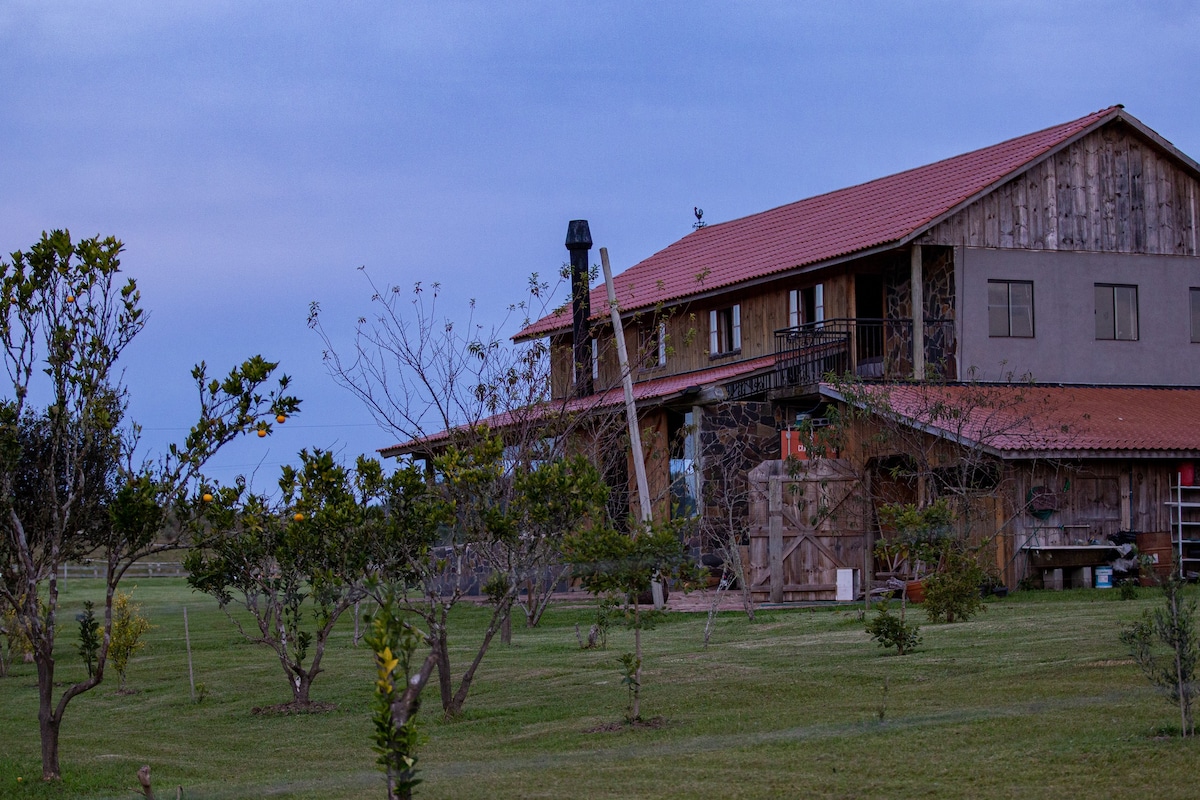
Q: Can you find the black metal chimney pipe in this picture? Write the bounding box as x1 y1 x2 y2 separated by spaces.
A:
566 220 593 396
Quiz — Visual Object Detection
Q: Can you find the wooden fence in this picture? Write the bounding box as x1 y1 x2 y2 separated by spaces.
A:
56 561 189 580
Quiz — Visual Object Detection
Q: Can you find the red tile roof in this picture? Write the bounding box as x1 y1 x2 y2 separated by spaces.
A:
518 106 1124 340
380 355 776 456
826 384 1200 457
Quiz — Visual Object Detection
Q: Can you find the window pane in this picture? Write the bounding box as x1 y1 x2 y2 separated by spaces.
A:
1114 285 1138 340
1010 282 1034 337
988 282 1010 336
1095 285 1114 339
1191 289 1200 343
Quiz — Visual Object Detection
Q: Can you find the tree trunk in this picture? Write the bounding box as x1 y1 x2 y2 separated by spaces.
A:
36 655 61 780
434 630 453 714
292 671 313 705
446 600 510 716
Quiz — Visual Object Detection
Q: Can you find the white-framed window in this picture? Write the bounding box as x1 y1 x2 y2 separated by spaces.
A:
641 322 666 369
1095 284 1138 341
987 280 1034 338
591 334 600 380
788 284 824 328
709 304 741 356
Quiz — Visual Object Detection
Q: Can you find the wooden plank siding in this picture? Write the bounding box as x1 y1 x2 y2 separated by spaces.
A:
919 124 1200 256
551 272 858 399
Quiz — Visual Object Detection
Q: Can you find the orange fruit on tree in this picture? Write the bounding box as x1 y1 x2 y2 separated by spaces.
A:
276 414 287 424
257 428 267 438
66 295 75 303
202 493 213 503
293 512 304 522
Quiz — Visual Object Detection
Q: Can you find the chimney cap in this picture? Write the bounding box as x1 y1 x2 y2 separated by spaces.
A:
565 220 592 250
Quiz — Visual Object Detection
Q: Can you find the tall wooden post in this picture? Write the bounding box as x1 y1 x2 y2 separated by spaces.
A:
911 243 925 379
601 247 664 608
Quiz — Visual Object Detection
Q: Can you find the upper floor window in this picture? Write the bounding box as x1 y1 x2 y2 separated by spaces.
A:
987 280 1034 338
641 322 666 369
710 304 741 356
1191 289 1200 344
789 285 824 328
1095 284 1138 341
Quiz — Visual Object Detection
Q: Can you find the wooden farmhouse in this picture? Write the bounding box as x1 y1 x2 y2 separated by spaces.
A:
390 106 1200 599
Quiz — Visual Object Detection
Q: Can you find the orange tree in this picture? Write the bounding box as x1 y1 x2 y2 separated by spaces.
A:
0 230 299 781
185 450 440 707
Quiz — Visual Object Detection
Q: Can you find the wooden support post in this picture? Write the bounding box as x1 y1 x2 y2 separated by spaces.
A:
911 243 925 379
864 469 874 611
768 475 784 604
601 247 664 609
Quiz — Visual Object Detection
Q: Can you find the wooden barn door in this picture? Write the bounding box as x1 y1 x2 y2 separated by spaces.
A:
747 463 865 602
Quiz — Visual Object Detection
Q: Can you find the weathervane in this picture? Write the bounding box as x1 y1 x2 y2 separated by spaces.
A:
693 207 706 230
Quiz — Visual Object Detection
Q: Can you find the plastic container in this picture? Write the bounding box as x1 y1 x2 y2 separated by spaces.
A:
1095 566 1113 589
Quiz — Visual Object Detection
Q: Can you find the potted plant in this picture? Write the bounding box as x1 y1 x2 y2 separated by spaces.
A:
875 500 954 603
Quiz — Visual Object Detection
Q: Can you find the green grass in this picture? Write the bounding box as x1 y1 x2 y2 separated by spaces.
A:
0 580 1193 799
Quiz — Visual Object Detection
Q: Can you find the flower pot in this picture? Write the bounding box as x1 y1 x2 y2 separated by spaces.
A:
904 579 926 604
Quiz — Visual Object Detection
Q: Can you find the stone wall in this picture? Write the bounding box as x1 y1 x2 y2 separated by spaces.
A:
695 400 782 551
922 245 957 378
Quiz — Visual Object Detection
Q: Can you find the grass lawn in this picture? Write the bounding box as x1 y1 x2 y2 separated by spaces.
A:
0 579 1194 799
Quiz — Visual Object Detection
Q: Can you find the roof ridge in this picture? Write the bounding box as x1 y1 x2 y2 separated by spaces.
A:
698 106 1123 234
517 105 1159 341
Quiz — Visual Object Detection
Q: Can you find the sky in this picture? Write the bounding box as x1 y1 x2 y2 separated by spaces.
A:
2 1 1198 491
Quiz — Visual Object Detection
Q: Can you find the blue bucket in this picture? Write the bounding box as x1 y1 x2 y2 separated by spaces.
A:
1095 566 1113 589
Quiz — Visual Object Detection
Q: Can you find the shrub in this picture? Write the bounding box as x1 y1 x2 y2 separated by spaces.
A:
923 548 986 623
1120 574 1200 736
865 596 921 655
76 601 101 679
110 590 152 691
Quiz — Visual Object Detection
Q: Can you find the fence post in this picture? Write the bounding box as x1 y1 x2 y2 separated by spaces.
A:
769 475 784 604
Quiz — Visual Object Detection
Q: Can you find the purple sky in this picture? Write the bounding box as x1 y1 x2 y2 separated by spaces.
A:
2 1 1198 490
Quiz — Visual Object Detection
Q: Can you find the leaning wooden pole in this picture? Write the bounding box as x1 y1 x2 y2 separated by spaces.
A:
183 606 196 704
600 247 664 608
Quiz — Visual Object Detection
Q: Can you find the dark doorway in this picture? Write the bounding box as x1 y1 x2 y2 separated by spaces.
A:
855 274 884 318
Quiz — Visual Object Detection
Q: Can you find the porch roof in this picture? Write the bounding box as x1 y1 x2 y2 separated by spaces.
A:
822 383 1200 459
380 354 775 458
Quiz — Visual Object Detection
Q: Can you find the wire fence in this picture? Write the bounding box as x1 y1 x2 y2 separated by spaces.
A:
57 561 190 581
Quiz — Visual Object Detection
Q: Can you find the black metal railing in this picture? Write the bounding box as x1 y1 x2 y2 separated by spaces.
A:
723 317 955 399
776 318 914 382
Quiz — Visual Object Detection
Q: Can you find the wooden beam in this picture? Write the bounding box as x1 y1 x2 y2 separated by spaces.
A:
911 244 924 379
601 247 663 608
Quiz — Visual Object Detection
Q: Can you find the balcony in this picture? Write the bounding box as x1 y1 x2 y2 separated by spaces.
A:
725 318 956 400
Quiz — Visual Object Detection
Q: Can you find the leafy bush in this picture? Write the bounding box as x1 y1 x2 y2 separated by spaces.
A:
1120 574 1200 736
76 601 101 679
1 603 35 676
923 548 985 623
865 596 921 655
367 599 426 800
110 591 152 691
